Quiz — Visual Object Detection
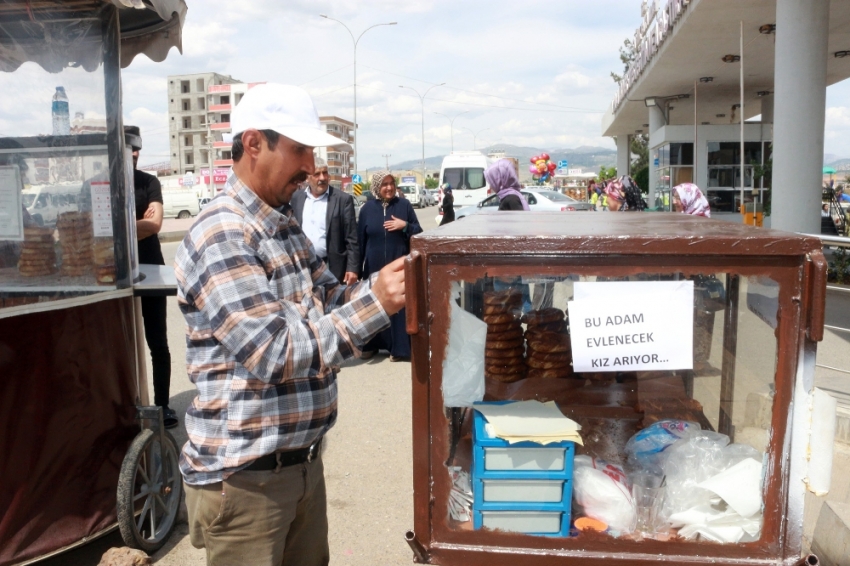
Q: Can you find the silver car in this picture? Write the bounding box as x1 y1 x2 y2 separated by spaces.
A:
454 188 594 220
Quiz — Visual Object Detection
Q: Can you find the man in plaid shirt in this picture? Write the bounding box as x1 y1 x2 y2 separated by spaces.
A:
175 84 406 565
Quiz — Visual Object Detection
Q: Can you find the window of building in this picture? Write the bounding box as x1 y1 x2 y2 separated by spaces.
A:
199 114 206 125
196 78 205 92
182 99 191 111
201 150 209 164
222 150 232 160
220 113 230 123
220 95 230 105
200 133 208 145
235 93 243 104
198 97 205 110
182 117 191 129
185 153 194 165
184 135 192 147
181 80 190 94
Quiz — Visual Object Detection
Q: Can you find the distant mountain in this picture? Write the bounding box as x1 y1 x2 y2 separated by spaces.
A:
824 153 840 166
380 144 616 178
825 158 850 174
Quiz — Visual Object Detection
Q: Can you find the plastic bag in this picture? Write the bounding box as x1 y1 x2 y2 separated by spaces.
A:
624 419 700 475
658 431 762 520
442 282 487 407
572 455 636 532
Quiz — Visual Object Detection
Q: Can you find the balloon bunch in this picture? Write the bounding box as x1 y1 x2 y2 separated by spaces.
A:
528 153 557 183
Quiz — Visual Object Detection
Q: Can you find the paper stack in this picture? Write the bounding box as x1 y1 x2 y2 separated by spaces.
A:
448 466 473 522
475 400 583 445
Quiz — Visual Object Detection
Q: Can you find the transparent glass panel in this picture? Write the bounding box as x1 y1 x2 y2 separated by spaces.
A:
0 18 118 310
441 272 777 546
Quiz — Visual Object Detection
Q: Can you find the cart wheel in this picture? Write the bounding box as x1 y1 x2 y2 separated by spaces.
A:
117 428 182 554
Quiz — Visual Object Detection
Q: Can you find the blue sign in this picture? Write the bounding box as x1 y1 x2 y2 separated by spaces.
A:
557 160 568 169
401 176 416 184
352 174 362 183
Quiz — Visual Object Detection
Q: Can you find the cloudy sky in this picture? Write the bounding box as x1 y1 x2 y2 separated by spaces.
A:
3 1 849 169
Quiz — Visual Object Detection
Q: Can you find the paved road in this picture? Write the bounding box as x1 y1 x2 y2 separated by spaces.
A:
43 204 442 566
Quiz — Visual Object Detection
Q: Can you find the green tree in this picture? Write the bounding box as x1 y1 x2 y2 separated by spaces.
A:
630 133 648 171
425 177 438 189
611 39 637 84
598 166 617 181
632 165 649 194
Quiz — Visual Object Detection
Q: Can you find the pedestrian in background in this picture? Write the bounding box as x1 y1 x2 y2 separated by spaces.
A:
127 125 176 429
358 170 422 361
485 159 529 211
672 182 711 217
291 155 360 285
603 180 626 212
439 184 455 225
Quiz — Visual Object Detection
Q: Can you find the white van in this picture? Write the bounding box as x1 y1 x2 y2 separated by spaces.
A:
438 151 491 209
398 183 432 208
161 188 200 219
22 182 83 226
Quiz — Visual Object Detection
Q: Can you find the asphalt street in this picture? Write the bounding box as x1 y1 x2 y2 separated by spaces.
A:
42 203 442 566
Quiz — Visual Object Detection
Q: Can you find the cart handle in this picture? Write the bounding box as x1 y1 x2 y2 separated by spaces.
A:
405 251 423 335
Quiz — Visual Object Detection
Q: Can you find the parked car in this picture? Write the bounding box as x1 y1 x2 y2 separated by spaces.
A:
198 197 212 209
423 189 437 207
449 188 594 221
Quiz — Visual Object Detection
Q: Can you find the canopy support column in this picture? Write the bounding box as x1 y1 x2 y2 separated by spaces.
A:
772 0 830 233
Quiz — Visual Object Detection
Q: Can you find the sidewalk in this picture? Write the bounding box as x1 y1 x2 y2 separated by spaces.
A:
159 217 195 243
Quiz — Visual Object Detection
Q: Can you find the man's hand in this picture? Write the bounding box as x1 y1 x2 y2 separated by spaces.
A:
343 271 359 286
143 205 156 219
371 257 406 315
383 215 407 232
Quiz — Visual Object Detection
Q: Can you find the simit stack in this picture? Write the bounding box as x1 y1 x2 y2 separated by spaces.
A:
18 226 57 277
56 211 93 277
522 307 573 379
482 288 526 383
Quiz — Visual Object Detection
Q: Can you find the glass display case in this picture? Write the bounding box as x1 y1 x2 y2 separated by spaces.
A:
0 15 134 315
404 213 825 565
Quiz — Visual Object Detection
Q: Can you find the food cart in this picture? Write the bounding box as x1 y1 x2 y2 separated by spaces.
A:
0 2 186 564
404 213 825 565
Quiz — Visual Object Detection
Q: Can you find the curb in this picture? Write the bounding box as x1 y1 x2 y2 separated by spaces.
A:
159 231 188 244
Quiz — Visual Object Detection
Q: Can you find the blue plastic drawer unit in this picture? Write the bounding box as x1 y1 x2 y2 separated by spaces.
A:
471 402 575 537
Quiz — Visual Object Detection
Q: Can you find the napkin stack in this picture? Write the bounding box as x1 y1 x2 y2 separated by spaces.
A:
476 400 583 445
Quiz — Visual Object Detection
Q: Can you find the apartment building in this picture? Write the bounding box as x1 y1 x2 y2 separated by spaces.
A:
168 73 355 191
315 116 354 189
167 72 243 176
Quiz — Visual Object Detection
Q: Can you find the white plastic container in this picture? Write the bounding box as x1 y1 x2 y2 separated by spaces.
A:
482 479 564 503
480 511 562 534
483 447 566 471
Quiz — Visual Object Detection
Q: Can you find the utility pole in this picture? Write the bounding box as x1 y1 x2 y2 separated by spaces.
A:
382 154 391 170
434 111 468 153
399 83 445 189
320 15 397 178
205 79 214 199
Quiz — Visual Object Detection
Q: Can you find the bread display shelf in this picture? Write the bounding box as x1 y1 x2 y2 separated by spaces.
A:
0 267 115 294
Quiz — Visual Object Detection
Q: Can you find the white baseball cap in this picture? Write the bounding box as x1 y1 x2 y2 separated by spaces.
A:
231 83 351 149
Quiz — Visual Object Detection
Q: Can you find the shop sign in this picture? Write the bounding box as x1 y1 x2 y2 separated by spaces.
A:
402 176 416 184
568 280 694 372
611 0 692 112
200 168 230 184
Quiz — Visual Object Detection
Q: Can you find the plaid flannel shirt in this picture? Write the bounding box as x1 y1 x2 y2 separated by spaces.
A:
175 174 390 485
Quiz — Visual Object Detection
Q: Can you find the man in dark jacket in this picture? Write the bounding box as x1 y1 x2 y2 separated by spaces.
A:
291 156 359 284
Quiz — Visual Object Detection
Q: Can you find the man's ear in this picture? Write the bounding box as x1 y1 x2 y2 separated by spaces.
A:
241 129 264 159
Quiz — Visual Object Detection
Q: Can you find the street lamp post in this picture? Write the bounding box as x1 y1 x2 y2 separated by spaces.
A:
399 83 444 187
434 111 468 153
463 127 491 150
320 15 397 178
382 154 391 170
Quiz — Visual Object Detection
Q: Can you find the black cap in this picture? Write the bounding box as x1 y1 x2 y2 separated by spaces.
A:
124 125 142 151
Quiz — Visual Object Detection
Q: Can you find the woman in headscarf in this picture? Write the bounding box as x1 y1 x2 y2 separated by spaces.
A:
603 180 626 211
672 182 711 217
439 183 455 225
357 170 423 361
485 159 530 211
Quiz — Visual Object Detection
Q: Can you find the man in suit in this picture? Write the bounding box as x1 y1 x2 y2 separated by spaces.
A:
291 156 360 285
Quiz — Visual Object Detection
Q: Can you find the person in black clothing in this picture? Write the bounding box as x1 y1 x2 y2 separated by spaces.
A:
485 159 529 211
439 184 455 225
126 126 176 429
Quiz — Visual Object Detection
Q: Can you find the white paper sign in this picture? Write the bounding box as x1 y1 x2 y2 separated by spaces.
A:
568 280 694 372
90 180 113 237
0 166 23 240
